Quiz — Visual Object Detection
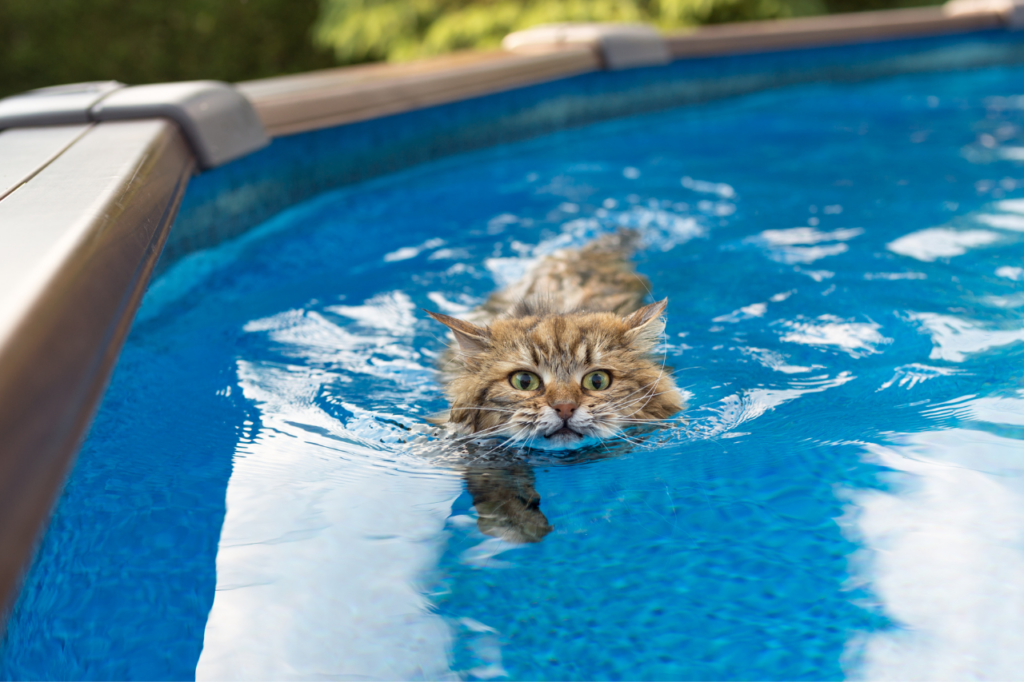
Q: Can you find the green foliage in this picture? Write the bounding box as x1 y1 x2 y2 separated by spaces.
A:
0 0 335 99
314 0 650 63
314 0 942 64
654 0 823 24
0 0 945 100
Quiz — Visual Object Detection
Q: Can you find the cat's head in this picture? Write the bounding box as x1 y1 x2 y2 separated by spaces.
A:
427 299 683 451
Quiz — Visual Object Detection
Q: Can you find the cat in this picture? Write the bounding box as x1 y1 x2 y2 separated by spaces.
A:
427 229 683 451
425 230 684 544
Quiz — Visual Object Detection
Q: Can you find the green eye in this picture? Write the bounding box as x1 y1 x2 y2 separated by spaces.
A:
582 371 612 391
510 371 541 391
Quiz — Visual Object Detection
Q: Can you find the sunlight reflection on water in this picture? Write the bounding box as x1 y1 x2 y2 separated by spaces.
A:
846 427 1024 680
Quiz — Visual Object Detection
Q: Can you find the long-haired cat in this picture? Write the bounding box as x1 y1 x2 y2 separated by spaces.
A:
427 230 683 451
425 230 684 544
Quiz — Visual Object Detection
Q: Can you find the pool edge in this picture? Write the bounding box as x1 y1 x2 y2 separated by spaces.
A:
0 121 194 627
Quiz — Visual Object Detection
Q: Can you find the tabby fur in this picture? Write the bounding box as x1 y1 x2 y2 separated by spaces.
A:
427 230 683 452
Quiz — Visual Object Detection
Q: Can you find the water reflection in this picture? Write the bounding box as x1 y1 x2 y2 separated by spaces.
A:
196 331 462 679
193 291 653 677
449 439 640 546
847 420 1024 679
463 466 553 544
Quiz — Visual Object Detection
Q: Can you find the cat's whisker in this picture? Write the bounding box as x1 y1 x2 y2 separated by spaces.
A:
594 398 652 413
592 382 669 415
589 378 667 414
616 384 671 407
450 407 517 414
452 426 508 439
622 391 678 418
606 364 671 405
469 421 517 437
447 423 512 444
473 421 540 458
609 380 664 404
425 233 684 459
475 439 515 459
631 381 676 405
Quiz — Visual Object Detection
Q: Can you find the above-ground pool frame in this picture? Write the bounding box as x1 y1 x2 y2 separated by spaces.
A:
0 1 1021 628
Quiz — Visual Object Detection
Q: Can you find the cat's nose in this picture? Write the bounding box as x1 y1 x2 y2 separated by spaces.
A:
551 403 577 420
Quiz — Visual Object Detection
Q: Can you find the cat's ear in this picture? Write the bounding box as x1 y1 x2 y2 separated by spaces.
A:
622 298 667 349
425 310 491 356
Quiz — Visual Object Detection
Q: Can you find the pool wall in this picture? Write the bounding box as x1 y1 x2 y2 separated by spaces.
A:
0 2 1021 627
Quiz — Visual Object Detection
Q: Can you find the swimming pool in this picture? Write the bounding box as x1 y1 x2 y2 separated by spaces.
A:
4 59 1024 679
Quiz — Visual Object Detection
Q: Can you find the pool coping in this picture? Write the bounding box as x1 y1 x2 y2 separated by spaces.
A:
0 121 193 624
236 5 1004 138
0 1 1020 626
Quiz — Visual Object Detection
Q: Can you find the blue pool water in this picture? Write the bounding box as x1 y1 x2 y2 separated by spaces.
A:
5 62 1024 679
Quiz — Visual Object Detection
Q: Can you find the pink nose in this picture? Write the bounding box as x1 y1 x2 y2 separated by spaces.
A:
552 403 577 420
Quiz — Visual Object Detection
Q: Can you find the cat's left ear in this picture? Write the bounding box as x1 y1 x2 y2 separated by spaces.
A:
425 310 491 356
623 298 668 349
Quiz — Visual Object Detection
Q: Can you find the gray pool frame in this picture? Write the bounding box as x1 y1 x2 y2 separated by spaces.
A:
0 2 1020 628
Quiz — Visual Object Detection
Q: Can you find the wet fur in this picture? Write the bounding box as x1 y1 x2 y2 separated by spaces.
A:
426 230 685 544
428 230 684 450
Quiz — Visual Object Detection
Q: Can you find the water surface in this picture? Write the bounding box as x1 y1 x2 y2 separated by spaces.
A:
5 64 1024 680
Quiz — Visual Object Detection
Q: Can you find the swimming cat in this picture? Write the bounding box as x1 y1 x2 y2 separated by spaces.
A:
425 230 684 543
427 229 683 451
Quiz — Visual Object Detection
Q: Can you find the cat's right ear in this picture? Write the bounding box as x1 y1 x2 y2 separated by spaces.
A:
622 298 668 350
425 310 491 356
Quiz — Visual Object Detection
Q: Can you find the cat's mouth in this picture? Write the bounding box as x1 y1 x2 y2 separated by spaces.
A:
545 426 582 439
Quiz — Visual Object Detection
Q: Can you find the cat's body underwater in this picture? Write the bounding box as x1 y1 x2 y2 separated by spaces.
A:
427 230 684 452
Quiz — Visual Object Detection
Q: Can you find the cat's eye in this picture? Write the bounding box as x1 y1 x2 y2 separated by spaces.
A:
582 370 612 391
509 371 542 391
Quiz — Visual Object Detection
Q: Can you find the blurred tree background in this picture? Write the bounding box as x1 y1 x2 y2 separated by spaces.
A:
0 0 334 98
314 0 942 63
1 0 942 99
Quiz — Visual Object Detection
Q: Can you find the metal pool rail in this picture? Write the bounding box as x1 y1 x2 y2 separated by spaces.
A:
0 0 1021 626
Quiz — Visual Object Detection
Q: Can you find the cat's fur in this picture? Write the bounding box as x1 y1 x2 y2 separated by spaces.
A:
425 230 684 544
427 230 683 451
